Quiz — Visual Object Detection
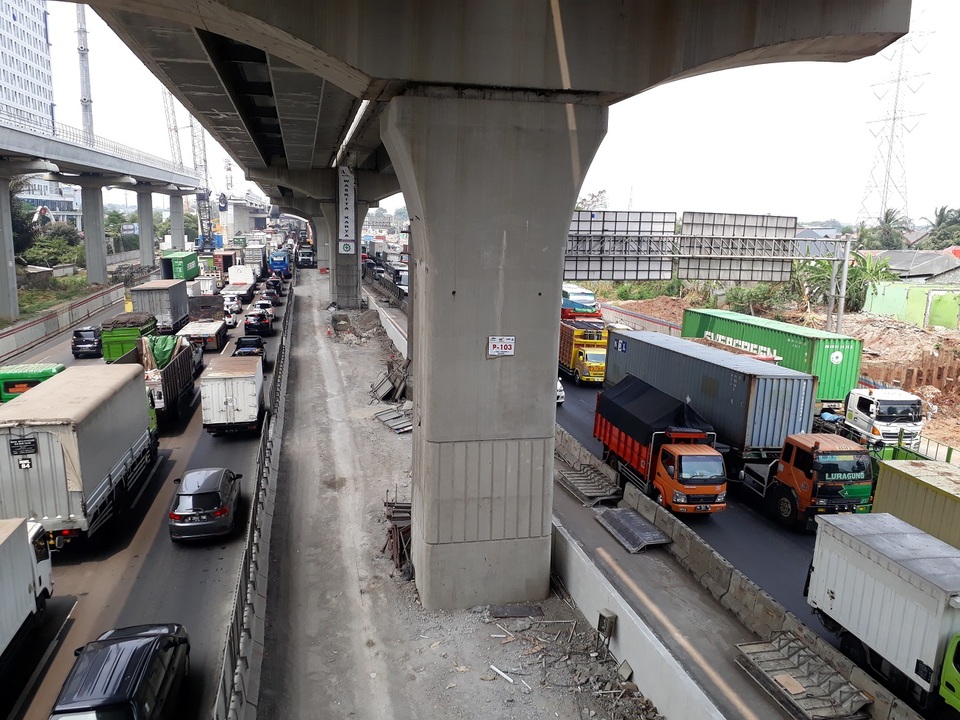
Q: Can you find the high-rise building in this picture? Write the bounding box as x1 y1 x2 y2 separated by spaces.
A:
0 0 78 222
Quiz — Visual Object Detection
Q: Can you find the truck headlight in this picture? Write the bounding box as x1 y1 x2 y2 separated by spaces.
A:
716 491 726 503
672 490 687 504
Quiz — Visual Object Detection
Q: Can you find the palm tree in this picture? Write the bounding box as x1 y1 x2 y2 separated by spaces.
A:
846 251 899 311
876 208 909 250
919 206 960 250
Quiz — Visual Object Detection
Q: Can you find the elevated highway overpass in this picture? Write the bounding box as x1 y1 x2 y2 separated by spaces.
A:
72 0 911 609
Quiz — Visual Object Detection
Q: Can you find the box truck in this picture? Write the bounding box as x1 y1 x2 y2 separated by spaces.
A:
116 336 195 426
807 513 960 713
160 251 200 281
0 518 52 667
605 331 817 469
200 356 264 435
177 320 229 353
593 375 726 514
131 279 190 334
0 365 159 546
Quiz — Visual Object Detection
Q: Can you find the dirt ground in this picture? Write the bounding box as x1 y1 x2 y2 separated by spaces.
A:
259 274 662 720
610 297 960 448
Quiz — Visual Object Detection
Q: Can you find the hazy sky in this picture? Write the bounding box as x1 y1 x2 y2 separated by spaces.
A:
47 1 957 225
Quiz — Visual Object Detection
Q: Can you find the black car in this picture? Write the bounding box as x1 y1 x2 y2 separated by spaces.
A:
243 311 273 336
232 335 266 357
71 327 102 358
265 278 285 295
49 624 190 720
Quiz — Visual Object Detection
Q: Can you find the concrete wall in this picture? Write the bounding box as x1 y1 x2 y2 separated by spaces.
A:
865 282 960 330
0 284 124 362
553 425 922 720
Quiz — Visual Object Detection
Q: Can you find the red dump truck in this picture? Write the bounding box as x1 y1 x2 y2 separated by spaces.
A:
594 375 727 514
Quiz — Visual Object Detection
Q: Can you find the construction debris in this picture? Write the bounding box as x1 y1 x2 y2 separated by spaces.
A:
374 402 413 433
382 496 412 573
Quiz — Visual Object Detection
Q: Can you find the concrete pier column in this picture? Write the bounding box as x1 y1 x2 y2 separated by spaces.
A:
318 202 341 302
81 186 108 285
169 195 185 250
381 95 606 609
0 178 17 321
311 217 330 271
137 191 155 266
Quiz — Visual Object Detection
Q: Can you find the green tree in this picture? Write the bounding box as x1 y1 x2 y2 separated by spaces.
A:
104 209 126 240
394 206 409 227
154 211 170 242
876 208 909 250
575 190 608 211
184 213 199 242
845 251 899 312
918 206 960 250
8 176 38 255
42 221 81 246
23 237 83 267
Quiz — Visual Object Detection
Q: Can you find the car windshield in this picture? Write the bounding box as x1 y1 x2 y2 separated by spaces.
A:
173 491 222 513
74 331 97 340
50 710 132 720
875 401 922 422
569 292 595 304
585 350 606 363
237 339 262 348
677 456 726 484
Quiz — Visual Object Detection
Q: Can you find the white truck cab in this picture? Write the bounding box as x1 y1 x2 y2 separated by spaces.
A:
844 388 928 448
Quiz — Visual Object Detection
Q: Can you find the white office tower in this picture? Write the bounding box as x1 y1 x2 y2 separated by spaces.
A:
0 0 55 129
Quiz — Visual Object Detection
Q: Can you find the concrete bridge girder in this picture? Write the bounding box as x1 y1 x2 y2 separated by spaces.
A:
84 0 910 101
251 167 400 206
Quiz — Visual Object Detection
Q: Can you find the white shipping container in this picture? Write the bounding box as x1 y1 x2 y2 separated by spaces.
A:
131 279 189 332
0 519 35 657
0 365 148 533
200 357 264 430
808 513 960 692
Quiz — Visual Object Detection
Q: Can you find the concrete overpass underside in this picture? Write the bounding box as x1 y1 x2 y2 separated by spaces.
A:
80 0 911 609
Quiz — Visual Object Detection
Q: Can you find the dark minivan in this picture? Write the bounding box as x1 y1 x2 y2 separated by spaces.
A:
71 326 102 358
49 624 190 720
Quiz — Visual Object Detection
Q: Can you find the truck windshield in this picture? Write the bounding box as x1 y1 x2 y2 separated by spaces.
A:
875 401 922 423
814 453 870 481
677 456 726 484
585 350 606 363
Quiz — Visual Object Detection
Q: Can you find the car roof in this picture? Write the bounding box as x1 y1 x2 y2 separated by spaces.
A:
179 467 230 493
53 636 160 711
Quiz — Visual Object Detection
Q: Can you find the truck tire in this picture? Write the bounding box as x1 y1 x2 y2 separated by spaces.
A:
840 633 867 669
650 486 665 508
770 487 799 527
574 371 582 386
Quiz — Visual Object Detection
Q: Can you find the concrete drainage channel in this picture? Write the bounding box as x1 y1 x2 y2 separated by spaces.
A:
553 425 921 720
211 285 295 720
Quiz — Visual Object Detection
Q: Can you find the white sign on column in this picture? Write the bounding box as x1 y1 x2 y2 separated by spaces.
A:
338 166 356 254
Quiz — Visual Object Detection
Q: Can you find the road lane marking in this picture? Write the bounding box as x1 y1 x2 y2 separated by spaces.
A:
595 546 762 720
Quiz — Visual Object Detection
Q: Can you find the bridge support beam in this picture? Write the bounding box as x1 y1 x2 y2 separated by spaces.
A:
137 191 155 266
382 94 606 609
318 199 363 309
169 195 185 251
81 187 108 285
0 178 17 321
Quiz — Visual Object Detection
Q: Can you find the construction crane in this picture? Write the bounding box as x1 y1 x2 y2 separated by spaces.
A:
190 116 215 251
161 88 183 167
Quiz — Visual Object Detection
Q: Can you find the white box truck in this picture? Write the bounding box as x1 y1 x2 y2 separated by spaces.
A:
807 513 960 713
0 365 159 547
0 518 52 666
131 279 190 334
200 356 264 435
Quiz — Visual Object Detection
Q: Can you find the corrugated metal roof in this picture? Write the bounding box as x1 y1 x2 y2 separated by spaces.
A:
132 279 186 290
202 356 262 378
0 365 142 425
685 309 856 341
880 459 960 498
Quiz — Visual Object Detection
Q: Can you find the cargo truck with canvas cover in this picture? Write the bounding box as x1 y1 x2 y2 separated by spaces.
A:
0 365 159 546
594 375 727 514
806 514 960 713
0 518 52 669
605 331 817 470
741 433 873 528
116 336 195 426
558 320 607 385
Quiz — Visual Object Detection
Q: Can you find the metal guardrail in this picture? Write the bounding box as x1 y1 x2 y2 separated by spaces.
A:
0 102 199 180
213 281 296 720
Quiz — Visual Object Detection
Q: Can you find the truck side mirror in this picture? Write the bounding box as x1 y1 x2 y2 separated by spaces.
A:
666 465 675 477
173 478 181 485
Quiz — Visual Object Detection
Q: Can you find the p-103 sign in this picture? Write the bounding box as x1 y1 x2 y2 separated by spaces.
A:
488 336 515 357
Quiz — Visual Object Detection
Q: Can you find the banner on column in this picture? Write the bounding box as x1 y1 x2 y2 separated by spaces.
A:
338 167 355 253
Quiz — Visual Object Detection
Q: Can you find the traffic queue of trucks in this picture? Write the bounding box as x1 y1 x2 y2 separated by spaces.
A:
0 518 52 668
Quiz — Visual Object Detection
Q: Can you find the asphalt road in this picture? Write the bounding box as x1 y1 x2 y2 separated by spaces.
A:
1 293 279 720
556 379 824 633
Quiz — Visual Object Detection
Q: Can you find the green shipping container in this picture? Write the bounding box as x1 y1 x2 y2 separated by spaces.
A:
681 308 862 404
165 251 200 281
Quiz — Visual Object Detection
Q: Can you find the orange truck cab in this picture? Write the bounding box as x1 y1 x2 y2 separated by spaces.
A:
593 375 727 514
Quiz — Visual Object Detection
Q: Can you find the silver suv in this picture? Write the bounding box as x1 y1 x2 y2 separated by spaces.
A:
168 468 243 541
